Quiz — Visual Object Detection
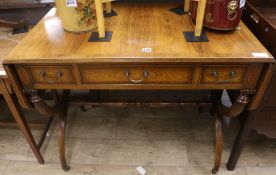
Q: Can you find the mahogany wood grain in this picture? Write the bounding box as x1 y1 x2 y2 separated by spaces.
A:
13 63 263 90
80 65 194 84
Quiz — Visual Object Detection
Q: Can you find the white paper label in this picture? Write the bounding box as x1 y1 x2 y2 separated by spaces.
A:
66 0 77 7
240 0 246 8
142 48 152 53
252 52 269 58
0 70 6 76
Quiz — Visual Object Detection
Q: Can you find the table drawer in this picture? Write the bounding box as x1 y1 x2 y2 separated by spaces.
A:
29 66 75 84
80 65 194 84
200 65 247 84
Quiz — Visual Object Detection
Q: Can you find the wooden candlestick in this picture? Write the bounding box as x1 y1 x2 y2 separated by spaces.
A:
195 0 207 37
184 0 191 13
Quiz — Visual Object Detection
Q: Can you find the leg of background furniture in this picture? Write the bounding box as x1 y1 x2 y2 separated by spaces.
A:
212 110 223 174
37 117 54 149
226 110 257 170
0 79 44 164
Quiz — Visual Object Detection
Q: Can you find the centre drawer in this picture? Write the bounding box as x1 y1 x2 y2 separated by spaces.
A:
79 65 194 84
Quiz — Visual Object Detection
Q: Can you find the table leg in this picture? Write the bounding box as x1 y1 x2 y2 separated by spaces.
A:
59 108 69 171
212 110 223 174
28 90 69 169
226 110 257 170
58 90 70 171
0 79 44 164
211 90 253 173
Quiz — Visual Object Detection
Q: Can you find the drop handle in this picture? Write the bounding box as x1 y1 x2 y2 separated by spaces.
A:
124 70 149 83
211 71 237 83
229 71 236 77
39 71 63 83
212 71 218 78
250 14 259 24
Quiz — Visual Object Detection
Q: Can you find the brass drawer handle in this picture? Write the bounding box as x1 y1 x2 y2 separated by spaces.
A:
39 71 63 83
211 71 236 84
250 14 259 24
124 70 149 83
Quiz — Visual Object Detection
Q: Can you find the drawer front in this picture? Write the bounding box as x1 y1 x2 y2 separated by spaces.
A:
29 66 75 84
200 65 247 84
80 65 194 84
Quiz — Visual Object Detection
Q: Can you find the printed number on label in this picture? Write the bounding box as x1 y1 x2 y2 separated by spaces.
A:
66 0 77 7
142 48 152 53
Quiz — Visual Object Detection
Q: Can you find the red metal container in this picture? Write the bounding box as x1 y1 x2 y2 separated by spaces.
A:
191 0 245 30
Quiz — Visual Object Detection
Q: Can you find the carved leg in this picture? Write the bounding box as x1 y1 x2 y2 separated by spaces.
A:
27 90 59 118
212 110 223 174
211 90 254 173
27 90 70 171
59 110 69 171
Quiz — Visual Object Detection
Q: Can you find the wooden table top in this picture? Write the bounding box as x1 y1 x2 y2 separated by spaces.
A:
4 3 274 64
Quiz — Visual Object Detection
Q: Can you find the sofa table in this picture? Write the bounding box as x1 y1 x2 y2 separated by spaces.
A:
3 3 275 173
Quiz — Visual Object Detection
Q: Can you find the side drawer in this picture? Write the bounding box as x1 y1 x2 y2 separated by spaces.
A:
79 65 195 85
200 65 247 84
29 66 75 84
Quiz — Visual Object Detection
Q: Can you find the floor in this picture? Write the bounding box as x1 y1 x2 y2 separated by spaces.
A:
1 28 276 175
